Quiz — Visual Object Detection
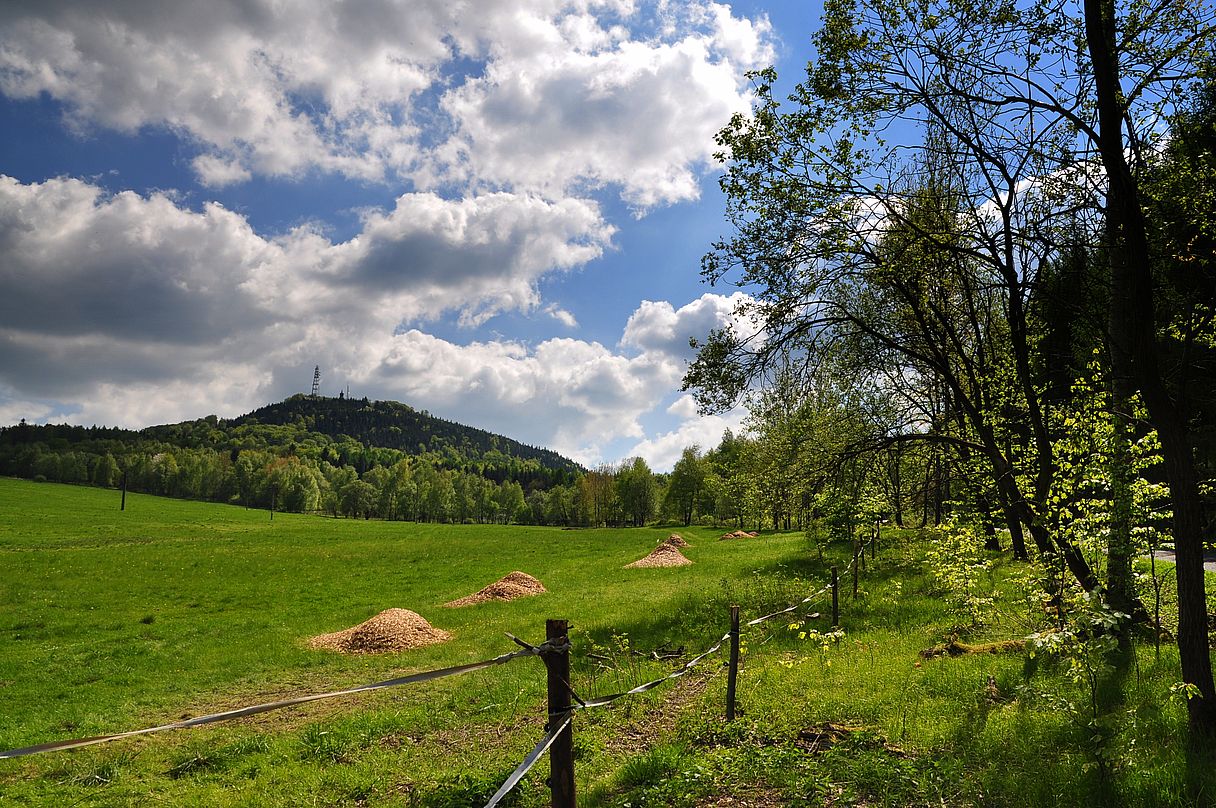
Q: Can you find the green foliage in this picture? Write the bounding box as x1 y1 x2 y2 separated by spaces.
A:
1026 590 1131 772
663 446 705 526
924 519 994 625
616 457 658 527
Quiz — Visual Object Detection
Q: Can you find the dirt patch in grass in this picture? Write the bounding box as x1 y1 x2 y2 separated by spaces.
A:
602 669 717 755
626 543 693 568
444 571 547 607
308 608 450 654
918 638 1026 659
694 786 787 807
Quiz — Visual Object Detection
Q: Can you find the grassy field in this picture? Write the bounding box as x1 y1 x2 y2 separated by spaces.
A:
0 477 1211 806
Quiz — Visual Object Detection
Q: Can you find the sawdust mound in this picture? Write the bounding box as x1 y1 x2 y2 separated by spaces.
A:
662 533 690 548
444 571 547 607
719 530 759 540
309 608 450 654
626 543 693 568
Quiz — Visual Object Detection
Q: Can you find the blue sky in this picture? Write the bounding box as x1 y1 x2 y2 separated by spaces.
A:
0 0 820 470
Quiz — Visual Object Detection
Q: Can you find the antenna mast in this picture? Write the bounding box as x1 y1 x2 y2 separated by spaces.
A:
311 365 321 397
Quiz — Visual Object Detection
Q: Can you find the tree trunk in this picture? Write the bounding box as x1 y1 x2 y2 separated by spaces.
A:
1000 500 1028 560
1107 383 1138 617
1085 0 1216 735
892 444 905 527
977 491 1002 552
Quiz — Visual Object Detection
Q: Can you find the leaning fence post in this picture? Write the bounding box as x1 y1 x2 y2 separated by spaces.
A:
120 472 127 511
852 542 860 598
831 566 839 628
726 605 740 721
545 619 575 808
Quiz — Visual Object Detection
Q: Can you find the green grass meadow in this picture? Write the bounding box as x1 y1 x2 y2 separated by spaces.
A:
0 477 1211 806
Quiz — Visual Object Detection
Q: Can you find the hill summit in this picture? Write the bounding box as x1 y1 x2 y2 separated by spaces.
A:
227 394 579 473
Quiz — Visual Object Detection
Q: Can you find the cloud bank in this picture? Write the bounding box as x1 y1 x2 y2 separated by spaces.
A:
0 0 772 197
0 0 773 468
0 175 750 467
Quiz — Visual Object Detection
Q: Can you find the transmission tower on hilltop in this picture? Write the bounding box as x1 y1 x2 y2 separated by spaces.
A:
311 365 321 397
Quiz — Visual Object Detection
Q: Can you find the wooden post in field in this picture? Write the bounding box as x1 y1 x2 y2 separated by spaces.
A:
270 487 276 521
120 472 127 511
871 520 878 559
852 542 859 598
858 536 866 573
545 619 575 808
726 605 740 721
831 566 839 628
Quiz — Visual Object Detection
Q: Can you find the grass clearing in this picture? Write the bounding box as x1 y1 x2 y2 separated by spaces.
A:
1 477 1212 806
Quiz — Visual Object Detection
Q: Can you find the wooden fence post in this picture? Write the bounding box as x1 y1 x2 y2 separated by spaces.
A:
831 566 839 628
871 520 878 559
852 542 860 598
545 619 575 808
120 472 127 512
726 605 740 721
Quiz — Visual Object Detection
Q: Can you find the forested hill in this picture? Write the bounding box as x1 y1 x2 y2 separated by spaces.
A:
227 394 579 473
0 394 583 515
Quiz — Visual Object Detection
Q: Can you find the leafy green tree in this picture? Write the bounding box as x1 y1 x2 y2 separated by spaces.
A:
151 453 178 497
271 458 322 513
616 457 658 527
684 0 1214 734
494 480 527 524
546 484 575 526
339 479 376 519
380 460 415 520
235 452 270 507
664 447 706 526
92 453 118 488
427 470 456 523
579 466 618 527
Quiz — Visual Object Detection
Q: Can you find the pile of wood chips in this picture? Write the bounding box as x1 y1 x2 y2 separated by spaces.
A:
719 530 759 540
662 533 690 547
308 608 451 654
444 571 547 607
625 543 693 568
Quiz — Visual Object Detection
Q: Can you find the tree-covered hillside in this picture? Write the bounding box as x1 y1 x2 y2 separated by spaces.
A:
0 394 582 522
227 394 579 474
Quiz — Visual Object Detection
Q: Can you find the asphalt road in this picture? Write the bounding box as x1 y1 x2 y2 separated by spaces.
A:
1151 548 1216 573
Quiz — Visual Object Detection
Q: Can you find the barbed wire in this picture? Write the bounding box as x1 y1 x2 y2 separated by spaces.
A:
0 637 559 760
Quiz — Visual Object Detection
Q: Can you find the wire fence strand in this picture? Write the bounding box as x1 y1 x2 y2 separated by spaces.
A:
0 639 555 760
483 711 573 808
571 557 853 713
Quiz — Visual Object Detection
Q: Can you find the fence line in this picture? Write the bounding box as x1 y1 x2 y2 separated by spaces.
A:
0 639 554 760
566 566 846 716
1 551 864 808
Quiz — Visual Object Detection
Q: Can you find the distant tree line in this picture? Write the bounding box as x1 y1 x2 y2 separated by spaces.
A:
0 394 589 523
0 409 844 529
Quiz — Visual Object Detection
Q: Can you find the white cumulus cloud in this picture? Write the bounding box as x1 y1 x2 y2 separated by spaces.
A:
0 174 744 467
0 0 774 207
